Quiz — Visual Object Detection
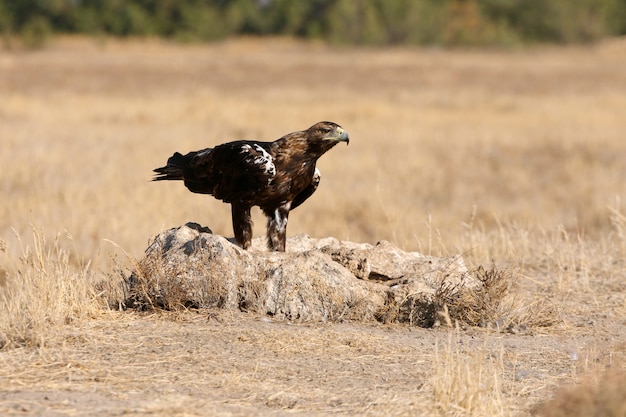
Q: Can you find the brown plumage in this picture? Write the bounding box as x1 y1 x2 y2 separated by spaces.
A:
153 121 349 251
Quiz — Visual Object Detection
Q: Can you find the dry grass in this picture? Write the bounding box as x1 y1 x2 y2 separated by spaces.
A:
432 332 507 416
535 368 626 417
0 228 101 349
1 36 626 416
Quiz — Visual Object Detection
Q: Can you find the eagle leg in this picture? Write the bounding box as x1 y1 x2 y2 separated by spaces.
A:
264 204 291 252
231 204 253 249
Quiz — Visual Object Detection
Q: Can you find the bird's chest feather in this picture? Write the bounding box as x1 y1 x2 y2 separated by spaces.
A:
269 157 316 197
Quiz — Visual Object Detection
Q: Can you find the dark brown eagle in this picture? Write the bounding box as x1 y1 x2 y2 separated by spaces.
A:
153 121 349 251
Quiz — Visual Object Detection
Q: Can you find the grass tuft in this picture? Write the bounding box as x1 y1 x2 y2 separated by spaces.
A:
534 368 626 417
424 264 558 331
0 229 101 349
432 331 508 416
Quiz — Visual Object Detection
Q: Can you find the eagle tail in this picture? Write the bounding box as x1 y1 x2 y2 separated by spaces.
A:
152 152 189 181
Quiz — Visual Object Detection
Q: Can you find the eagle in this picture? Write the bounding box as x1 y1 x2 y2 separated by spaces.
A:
153 121 349 251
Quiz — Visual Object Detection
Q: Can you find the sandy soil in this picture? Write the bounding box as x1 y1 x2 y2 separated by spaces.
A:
2 309 622 417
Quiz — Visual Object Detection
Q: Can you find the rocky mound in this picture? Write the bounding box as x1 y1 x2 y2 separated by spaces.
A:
127 223 479 326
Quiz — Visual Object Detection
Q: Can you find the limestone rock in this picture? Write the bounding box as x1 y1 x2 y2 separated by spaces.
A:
127 223 479 326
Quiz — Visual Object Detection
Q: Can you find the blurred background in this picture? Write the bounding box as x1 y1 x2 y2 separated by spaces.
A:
1 0 626 268
2 0 626 48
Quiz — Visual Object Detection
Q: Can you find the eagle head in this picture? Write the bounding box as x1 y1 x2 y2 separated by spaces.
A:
307 121 350 146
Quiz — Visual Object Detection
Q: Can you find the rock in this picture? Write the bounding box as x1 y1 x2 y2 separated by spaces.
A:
127 223 479 326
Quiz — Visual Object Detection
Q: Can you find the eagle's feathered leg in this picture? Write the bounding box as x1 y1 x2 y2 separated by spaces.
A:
264 203 291 251
291 168 321 211
231 204 253 249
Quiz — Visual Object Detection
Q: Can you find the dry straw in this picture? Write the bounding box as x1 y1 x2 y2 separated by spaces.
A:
432 331 507 417
0 228 101 349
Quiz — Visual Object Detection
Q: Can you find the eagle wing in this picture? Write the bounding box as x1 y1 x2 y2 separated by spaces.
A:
290 167 321 210
185 141 276 204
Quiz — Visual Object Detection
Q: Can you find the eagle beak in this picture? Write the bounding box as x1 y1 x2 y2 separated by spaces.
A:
337 128 350 145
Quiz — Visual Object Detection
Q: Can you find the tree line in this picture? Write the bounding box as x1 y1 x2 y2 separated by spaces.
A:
2 0 626 48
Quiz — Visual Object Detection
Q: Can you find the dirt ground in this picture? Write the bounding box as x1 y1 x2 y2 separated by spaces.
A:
1 309 622 417
1 36 625 416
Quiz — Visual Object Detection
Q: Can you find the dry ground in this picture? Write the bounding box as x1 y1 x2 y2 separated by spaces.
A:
1 36 626 416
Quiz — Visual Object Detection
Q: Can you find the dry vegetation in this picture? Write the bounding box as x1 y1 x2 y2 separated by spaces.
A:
1 36 625 416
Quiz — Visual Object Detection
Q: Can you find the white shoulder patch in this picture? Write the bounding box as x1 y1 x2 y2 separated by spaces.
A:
241 144 276 181
196 148 212 157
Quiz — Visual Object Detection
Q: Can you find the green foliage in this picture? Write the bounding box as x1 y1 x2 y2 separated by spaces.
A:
480 0 626 43
20 14 52 49
0 0 625 47
0 1 13 45
176 4 228 41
